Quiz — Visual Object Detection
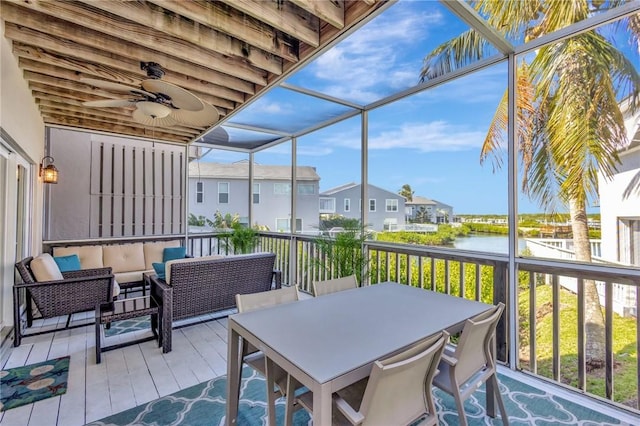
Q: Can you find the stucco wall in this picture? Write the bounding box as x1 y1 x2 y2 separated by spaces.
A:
1 20 45 330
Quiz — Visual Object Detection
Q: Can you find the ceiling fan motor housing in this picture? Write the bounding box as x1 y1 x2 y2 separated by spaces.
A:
141 61 165 79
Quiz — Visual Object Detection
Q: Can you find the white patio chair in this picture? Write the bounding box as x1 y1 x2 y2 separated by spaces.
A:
312 274 358 297
294 331 448 426
432 302 508 426
235 285 301 425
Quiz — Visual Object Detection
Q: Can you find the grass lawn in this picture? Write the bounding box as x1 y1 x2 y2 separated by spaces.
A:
518 284 638 407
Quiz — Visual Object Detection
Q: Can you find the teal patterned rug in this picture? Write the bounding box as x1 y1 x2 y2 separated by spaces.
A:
104 316 151 337
0 356 70 411
88 367 629 426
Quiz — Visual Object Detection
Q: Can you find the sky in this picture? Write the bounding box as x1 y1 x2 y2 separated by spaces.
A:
201 0 639 215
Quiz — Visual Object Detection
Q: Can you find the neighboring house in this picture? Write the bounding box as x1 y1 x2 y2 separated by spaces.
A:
319 183 405 231
189 160 320 233
597 107 640 316
405 196 454 224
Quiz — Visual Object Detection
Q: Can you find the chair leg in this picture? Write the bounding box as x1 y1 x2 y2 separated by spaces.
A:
490 375 509 425
448 370 468 426
65 314 72 328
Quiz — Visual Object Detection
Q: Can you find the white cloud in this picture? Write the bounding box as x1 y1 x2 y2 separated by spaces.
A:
310 3 443 103
322 121 484 152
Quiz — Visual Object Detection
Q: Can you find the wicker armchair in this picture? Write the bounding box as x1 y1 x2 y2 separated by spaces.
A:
14 256 114 347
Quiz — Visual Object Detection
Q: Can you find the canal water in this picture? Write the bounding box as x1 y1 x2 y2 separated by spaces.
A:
452 235 527 254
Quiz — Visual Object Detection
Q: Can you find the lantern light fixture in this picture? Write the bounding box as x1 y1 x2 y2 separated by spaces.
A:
40 156 59 184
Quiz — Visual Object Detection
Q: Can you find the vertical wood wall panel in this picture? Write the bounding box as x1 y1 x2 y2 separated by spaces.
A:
90 140 184 238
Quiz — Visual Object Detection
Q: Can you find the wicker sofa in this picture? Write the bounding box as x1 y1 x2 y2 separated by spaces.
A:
14 256 114 346
52 239 182 294
150 252 281 351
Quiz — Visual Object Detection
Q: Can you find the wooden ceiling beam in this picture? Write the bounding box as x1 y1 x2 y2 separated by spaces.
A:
35 98 203 133
17 55 236 111
29 83 125 104
148 0 299 63
23 71 127 100
76 0 285 74
290 0 344 30
220 0 320 47
41 114 191 143
2 3 268 86
8 30 255 97
39 106 199 139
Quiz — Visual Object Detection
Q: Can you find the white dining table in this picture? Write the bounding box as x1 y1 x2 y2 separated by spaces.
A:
226 282 496 425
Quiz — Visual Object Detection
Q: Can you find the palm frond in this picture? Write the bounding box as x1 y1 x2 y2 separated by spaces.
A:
420 30 490 81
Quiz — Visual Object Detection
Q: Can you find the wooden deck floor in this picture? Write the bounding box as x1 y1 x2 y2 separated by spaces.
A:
1 311 231 426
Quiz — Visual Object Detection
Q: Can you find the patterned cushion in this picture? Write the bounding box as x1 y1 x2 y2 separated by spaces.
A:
30 253 64 282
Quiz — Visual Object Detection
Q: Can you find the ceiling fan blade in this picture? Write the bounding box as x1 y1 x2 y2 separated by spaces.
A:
80 78 156 98
141 79 204 111
132 107 178 127
83 99 137 108
170 102 219 127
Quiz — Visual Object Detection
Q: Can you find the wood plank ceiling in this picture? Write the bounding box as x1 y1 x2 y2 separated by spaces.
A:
2 0 388 144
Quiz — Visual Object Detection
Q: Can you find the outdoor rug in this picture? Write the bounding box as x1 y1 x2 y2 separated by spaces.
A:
104 315 151 337
0 356 70 411
88 367 630 426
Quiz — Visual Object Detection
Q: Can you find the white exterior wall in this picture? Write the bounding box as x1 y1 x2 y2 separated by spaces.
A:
0 20 46 332
599 149 640 264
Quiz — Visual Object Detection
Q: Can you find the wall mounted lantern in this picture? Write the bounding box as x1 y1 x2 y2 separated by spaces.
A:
40 156 59 184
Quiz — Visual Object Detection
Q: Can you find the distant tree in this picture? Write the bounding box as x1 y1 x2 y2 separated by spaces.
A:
415 206 430 223
206 210 240 229
188 213 206 227
399 184 414 202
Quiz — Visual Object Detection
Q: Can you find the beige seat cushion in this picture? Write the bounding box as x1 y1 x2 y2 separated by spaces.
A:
53 245 104 269
30 253 64 282
143 240 182 270
114 271 145 284
165 255 224 284
103 243 145 273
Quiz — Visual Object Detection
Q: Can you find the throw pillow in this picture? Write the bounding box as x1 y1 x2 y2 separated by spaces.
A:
152 262 166 280
53 254 81 272
30 253 64 282
163 246 186 262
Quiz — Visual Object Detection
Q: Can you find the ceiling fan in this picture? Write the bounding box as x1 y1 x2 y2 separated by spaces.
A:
81 62 218 128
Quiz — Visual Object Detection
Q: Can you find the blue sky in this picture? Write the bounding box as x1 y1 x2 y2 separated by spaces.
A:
202 0 638 215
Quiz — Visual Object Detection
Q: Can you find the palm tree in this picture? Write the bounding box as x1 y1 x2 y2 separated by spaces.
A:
399 183 414 201
421 1 639 366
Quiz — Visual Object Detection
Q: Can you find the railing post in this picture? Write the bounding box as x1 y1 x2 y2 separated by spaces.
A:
493 261 508 363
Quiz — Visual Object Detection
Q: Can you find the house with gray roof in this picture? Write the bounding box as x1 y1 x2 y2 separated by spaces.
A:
319 183 406 231
189 160 320 233
405 196 454 224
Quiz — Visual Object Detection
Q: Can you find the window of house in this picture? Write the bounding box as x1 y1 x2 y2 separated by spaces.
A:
369 199 376 212
386 199 398 212
298 183 315 194
274 183 291 195
218 182 229 204
344 198 350 212
253 183 260 204
319 198 335 213
196 181 203 203
276 218 303 232
618 218 640 265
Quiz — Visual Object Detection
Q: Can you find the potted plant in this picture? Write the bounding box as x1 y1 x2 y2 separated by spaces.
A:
228 223 259 254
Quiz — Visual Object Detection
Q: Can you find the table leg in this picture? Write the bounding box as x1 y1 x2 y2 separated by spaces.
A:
265 358 277 426
226 326 242 426
313 382 332 426
95 320 102 364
